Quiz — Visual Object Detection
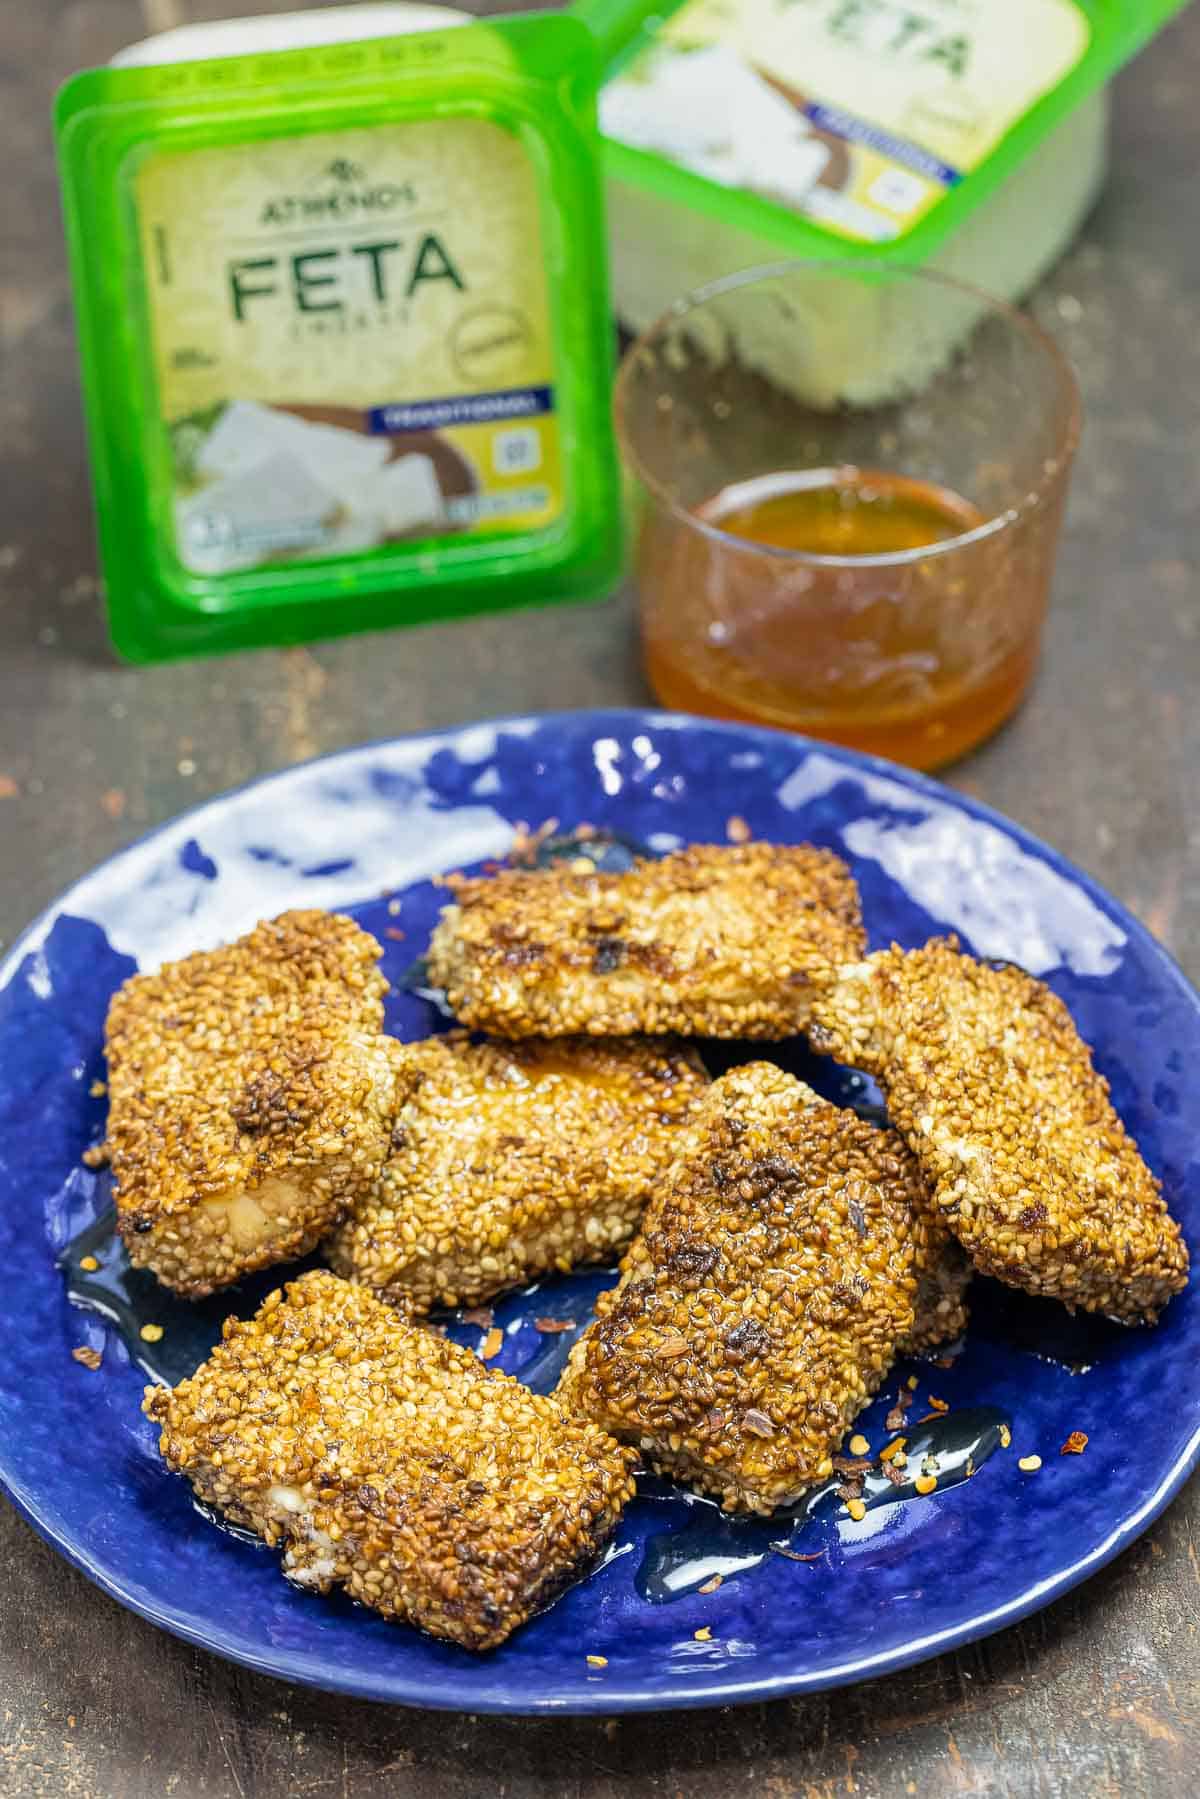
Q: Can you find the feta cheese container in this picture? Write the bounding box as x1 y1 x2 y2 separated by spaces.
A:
582 0 1188 403
56 8 621 662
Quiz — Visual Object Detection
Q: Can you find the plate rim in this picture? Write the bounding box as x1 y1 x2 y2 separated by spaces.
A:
2 705 1198 1715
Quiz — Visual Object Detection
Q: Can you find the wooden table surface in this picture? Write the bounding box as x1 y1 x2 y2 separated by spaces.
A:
4 3 1200 1794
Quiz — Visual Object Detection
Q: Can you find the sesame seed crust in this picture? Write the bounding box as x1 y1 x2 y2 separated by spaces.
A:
105 911 404 1297
809 939 1189 1324
425 843 865 1039
143 1269 636 1652
902 1219 971 1356
556 1063 937 1514
327 1032 709 1313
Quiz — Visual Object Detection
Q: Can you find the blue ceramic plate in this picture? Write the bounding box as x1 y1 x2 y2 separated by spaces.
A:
1 710 1197 1715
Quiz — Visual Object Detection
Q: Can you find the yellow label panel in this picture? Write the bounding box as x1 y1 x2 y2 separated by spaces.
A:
136 118 562 573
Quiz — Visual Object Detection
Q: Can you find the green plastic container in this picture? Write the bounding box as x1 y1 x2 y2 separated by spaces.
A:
581 0 1189 394
56 11 621 662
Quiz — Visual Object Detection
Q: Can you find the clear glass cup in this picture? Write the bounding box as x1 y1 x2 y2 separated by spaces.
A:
616 262 1081 771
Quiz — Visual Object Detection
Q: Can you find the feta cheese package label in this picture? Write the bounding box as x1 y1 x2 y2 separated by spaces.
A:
602 0 1091 245
583 0 1189 257
142 119 563 575
56 14 620 662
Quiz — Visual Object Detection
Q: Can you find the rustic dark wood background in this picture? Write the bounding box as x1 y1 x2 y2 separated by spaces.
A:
4 2 1200 1794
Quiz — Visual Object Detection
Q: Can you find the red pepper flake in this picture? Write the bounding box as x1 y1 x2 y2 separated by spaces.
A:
726 815 751 844
831 1455 873 1475
384 927 406 942
461 1307 494 1329
1060 1431 1089 1456
697 1574 723 1595
881 1460 906 1488
772 1546 824 1563
479 1326 504 1361
100 788 126 820
0 775 17 800
534 1317 575 1334
926 1395 950 1412
71 1346 102 1371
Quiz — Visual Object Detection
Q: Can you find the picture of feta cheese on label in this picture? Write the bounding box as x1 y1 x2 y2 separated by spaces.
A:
197 398 392 508
178 400 460 572
600 46 830 209
176 451 339 576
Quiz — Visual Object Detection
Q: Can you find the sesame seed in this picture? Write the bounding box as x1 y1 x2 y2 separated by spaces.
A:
915 1473 937 1495
72 1346 102 1370
846 1498 867 1522
140 1324 164 1343
1018 1454 1042 1473
586 1655 608 1668
79 1255 99 1272
999 1425 1012 1449
848 1433 870 1456
694 1626 713 1640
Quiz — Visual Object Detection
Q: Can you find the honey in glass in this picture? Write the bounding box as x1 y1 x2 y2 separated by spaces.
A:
619 265 1081 772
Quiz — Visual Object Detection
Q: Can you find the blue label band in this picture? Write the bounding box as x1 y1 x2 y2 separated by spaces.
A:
369 385 555 434
802 102 962 187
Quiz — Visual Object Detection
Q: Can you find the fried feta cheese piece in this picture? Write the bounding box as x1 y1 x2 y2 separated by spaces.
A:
426 842 865 1040
144 1270 636 1650
105 910 403 1297
809 938 1189 1324
328 1032 709 1313
557 1062 935 1513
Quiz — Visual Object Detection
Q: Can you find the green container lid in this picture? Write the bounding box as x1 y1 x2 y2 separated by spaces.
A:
56 11 622 663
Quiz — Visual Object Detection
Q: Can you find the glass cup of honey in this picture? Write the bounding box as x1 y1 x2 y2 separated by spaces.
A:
616 263 1081 771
